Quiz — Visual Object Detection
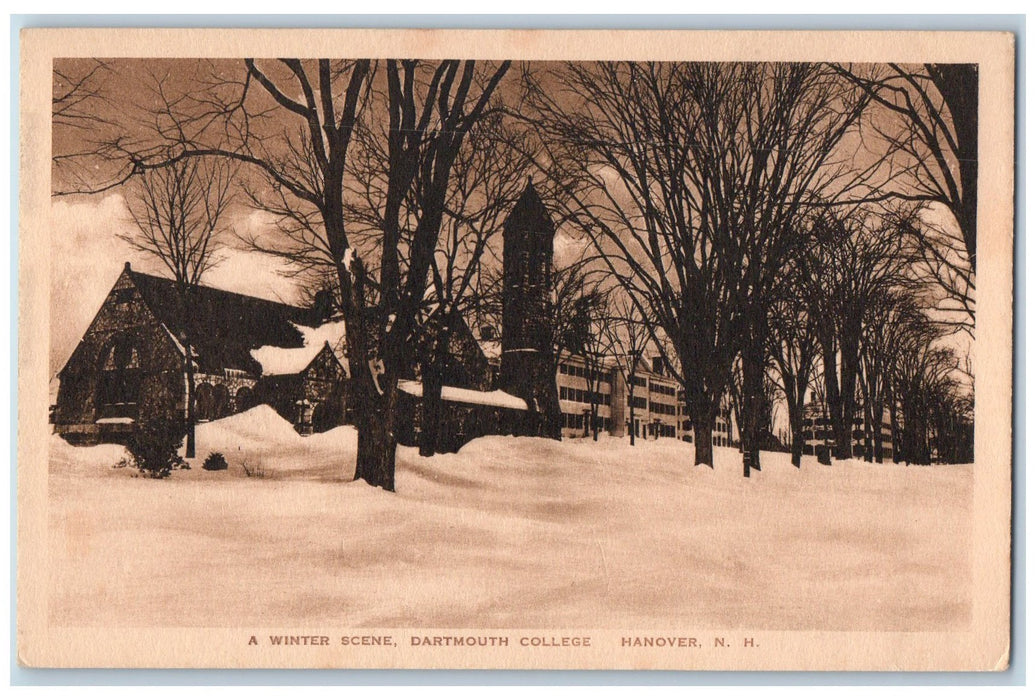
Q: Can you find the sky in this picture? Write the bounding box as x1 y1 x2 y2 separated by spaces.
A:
48 58 974 392
48 193 301 376
48 190 584 378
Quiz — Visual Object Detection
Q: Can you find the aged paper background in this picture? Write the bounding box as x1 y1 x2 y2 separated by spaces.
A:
17 28 1014 670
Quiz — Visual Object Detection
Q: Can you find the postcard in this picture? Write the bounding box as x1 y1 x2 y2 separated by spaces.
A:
17 27 1014 670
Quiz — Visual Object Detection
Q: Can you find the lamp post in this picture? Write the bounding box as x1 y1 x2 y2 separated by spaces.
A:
179 331 196 458
628 350 638 446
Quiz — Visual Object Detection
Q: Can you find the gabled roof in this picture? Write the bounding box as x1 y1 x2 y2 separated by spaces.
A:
126 268 324 375
250 321 348 377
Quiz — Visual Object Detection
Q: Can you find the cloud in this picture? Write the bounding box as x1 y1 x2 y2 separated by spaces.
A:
48 195 302 376
50 194 139 376
553 231 588 268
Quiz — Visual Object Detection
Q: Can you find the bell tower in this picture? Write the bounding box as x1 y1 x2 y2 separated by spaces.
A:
499 179 561 439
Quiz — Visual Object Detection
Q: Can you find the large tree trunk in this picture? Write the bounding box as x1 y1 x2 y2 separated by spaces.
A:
863 404 874 462
693 414 714 468
628 385 636 447
419 359 444 457
788 403 804 468
870 399 885 464
820 339 845 459
337 243 400 491
740 343 766 476
181 289 196 459
834 336 861 460
889 398 901 463
929 64 978 271
354 386 399 491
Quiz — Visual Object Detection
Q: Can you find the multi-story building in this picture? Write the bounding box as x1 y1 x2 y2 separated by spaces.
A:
555 353 683 440
801 400 893 460
556 353 615 438
554 353 734 447
676 390 734 448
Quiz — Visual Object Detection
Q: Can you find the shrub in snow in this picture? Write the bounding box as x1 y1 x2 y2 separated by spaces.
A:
127 417 186 479
202 452 228 472
111 457 134 470
242 456 266 479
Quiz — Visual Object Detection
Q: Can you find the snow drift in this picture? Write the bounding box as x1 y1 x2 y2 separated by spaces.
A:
48 406 973 631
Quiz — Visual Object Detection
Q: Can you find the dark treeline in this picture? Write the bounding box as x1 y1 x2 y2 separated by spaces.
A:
53 58 976 488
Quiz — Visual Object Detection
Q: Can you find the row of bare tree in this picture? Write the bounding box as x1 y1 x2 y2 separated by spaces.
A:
525 61 975 473
52 58 977 488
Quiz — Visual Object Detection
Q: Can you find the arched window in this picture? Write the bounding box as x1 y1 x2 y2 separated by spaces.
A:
235 386 256 413
212 384 231 418
195 383 216 422
96 336 142 417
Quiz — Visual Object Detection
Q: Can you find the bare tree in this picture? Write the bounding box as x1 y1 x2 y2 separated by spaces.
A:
550 258 609 371
121 158 234 457
334 60 510 489
895 206 974 334
600 293 653 447
413 115 530 456
568 285 614 441
56 58 509 491
890 319 964 465
835 63 978 325
858 287 921 463
801 208 912 461
528 62 735 466
766 257 820 467
52 60 113 169
529 61 869 472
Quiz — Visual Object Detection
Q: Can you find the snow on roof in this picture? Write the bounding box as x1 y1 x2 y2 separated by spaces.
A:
250 321 346 377
398 380 528 411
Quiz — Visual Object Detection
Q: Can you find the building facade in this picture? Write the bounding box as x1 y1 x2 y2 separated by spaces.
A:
54 263 349 444
801 401 893 460
555 352 734 447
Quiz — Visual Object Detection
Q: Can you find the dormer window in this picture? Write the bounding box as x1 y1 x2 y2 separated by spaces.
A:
113 288 134 308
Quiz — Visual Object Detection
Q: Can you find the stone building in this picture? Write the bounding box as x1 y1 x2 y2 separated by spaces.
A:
54 263 348 443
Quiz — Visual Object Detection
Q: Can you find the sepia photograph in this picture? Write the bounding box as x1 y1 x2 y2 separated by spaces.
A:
16 28 1015 671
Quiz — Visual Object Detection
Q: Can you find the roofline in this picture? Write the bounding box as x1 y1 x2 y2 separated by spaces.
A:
124 265 308 314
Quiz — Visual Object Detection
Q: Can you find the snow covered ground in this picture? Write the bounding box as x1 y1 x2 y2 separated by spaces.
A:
47 405 972 631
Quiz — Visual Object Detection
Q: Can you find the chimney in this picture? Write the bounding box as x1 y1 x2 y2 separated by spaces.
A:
311 289 334 324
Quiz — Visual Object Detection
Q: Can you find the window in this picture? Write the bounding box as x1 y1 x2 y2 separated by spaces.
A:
97 336 142 417
112 288 135 307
